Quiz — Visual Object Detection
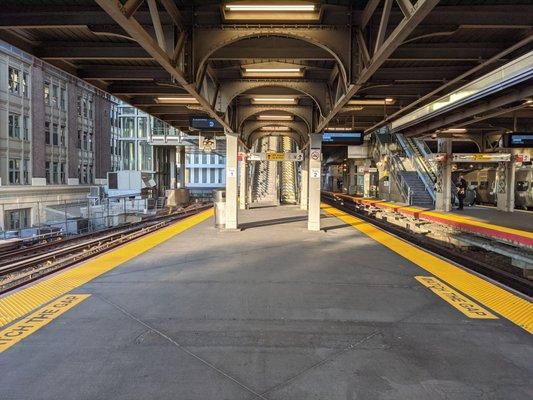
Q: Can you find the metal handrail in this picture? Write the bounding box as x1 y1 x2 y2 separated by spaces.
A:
396 134 436 202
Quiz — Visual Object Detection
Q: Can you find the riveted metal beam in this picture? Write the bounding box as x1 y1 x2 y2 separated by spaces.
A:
316 0 439 133
193 26 351 90
217 79 331 118
95 0 233 134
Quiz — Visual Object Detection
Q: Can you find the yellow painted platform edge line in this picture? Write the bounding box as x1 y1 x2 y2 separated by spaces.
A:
329 192 533 238
0 294 90 354
321 203 533 334
0 209 213 328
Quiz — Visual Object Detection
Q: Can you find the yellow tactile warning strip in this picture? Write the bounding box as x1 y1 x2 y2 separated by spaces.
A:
415 276 498 319
0 209 213 328
0 294 90 353
322 204 533 333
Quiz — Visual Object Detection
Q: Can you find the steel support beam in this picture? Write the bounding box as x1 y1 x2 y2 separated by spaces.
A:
316 0 439 133
95 0 234 134
365 34 533 133
405 86 533 137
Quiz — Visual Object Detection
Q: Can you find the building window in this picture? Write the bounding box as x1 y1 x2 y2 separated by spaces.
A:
82 131 87 150
8 159 20 184
52 124 59 146
45 161 51 183
122 117 135 137
60 163 65 184
88 131 93 151
45 122 50 144
22 72 29 98
77 96 82 116
44 82 50 105
51 84 58 107
22 116 30 140
60 87 66 110
60 126 66 147
23 159 29 185
52 162 59 184
8 67 20 94
8 113 20 138
138 117 147 137
4 208 31 231
88 101 93 118
83 99 88 117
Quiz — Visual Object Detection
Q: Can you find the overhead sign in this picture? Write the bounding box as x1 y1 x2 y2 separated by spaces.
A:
149 135 183 146
322 132 363 145
347 145 368 159
266 152 285 161
452 153 511 163
190 117 223 131
247 152 303 161
507 132 533 148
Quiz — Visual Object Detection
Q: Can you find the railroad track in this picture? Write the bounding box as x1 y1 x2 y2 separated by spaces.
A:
322 193 533 296
0 203 212 293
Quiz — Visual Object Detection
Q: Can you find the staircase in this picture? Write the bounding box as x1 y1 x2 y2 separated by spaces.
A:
399 171 435 208
280 136 297 204
404 136 437 182
251 137 278 203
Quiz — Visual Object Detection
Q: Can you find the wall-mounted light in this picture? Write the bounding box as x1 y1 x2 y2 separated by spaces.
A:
156 96 199 104
257 114 294 121
347 98 395 106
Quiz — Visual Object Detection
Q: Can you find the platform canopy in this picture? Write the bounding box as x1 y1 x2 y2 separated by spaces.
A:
1 0 531 146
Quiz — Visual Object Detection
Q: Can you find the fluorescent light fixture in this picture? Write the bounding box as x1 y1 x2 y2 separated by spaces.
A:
260 126 291 131
439 128 467 133
257 114 294 121
225 5 315 12
245 68 301 73
348 98 395 106
242 66 304 78
251 97 297 105
156 96 199 104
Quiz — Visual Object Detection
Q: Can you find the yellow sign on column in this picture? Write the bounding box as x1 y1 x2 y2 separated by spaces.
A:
266 152 285 161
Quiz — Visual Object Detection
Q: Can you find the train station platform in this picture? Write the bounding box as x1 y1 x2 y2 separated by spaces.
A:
0 205 532 399
330 193 533 248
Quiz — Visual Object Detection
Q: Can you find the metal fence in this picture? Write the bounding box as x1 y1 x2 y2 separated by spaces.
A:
0 197 161 240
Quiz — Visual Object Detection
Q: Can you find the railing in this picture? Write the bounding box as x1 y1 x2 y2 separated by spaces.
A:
396 133 436 202
388 152 412 205
413 138 439 178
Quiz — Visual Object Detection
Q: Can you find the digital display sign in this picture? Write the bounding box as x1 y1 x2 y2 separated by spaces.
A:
508 132 533 148
190 117 223 131
322 132 363 145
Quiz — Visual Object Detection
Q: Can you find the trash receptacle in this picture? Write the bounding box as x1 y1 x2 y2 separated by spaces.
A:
213 189 226 228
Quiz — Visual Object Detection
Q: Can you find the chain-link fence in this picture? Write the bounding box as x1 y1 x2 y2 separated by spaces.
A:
0 197 160 240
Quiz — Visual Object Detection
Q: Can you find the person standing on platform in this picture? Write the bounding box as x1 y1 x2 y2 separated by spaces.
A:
456 174 467 210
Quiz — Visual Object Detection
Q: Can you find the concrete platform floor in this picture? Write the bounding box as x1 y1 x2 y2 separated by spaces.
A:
449 205 533 232
1 205 532 400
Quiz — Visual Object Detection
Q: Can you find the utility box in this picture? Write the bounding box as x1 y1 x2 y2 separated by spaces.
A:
166 189 190 207
213 189 226 228
107 171 143 197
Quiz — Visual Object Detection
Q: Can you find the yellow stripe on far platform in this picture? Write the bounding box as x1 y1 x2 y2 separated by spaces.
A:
322 204 533 334
0 209 213 328
0 294 90 353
